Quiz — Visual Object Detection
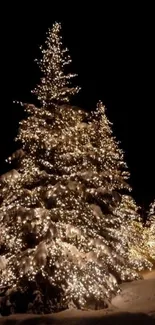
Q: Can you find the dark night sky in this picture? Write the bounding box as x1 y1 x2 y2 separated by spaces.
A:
0 4 154 208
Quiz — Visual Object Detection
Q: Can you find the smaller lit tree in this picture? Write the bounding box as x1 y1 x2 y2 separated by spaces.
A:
113 196 152 271
146 200 155 261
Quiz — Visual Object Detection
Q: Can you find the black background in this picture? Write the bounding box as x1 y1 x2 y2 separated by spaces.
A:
0 4 154 208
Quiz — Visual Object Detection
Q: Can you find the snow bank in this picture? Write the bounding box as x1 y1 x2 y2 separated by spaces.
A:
112 277 155 315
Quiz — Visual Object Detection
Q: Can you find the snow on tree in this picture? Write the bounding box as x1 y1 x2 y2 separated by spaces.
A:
0 22 151 314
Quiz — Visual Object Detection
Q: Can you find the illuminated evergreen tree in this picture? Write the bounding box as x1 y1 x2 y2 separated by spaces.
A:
145 200 155 261
0 23 151 314
87 102 151 271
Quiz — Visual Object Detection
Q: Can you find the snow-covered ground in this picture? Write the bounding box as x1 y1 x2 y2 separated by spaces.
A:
112 271 155 316
0 271 155 324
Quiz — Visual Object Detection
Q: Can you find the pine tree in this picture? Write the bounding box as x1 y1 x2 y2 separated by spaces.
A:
116 196 151 271
88 102 151 272
146 200 155 261
0 23 151 314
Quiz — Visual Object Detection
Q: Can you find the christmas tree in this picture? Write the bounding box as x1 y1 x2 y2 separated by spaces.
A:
145 200 155 261
0 22 151 314
86 102 151 272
